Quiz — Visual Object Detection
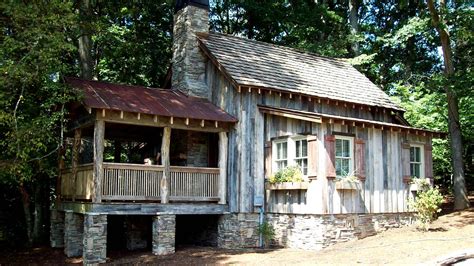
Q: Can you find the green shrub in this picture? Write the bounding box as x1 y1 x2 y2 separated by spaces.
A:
269 166 303 183
258 221 275 248
408 179 444 231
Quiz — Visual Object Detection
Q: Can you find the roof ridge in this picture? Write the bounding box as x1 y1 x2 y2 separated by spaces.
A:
200 32 350 65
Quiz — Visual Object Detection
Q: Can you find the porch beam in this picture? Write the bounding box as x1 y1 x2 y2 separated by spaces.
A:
161 127 171 203
218 132 228 204
71 128 82 201
92 119 105 203
96 109 231 133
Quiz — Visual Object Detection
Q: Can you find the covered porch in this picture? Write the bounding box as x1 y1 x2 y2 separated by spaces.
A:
59 78 237 205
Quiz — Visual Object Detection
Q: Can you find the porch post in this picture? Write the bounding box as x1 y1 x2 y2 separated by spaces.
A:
71 128 81 201
161 127 171 203
92 120 105 203
218 132 228 204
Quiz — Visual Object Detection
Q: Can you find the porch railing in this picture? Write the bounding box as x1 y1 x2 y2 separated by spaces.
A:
61 163 220 202
60 163 94 200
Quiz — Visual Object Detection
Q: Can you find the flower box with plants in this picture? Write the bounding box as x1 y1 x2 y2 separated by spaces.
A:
408 177 433 191
335 175 362 190
265 166 309 190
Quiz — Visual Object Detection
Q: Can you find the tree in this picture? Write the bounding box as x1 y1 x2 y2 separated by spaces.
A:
0 1 77 244
427 0 470 210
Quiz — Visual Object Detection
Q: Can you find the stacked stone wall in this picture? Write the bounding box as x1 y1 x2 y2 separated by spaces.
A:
218 213 260 249
266 213 414 250
172 5 209 98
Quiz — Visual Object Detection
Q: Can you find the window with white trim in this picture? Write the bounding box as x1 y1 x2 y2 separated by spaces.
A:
410 145 424 178
272 136 309 175
275 141 288 171
335 136 354 178
295 139 308 175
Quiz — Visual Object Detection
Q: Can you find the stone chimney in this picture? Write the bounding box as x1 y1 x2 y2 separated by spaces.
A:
172 0 209 98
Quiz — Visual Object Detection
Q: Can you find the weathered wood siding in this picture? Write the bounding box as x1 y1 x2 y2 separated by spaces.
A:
205 60 432 214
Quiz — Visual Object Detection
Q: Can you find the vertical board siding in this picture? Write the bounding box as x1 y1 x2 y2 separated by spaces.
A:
206 61 432 215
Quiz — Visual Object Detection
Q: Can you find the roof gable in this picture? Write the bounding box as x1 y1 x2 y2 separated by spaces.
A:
198 32 401 111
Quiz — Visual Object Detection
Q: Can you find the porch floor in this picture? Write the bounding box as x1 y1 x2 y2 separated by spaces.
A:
57 201 228 215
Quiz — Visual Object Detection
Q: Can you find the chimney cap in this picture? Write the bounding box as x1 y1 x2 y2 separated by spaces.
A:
175 0 209 13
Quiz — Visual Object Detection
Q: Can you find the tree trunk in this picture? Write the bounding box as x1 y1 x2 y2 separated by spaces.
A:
32 182 42 243
19 185 33 246
427 0 469 210
348 0 359 55
78 0 94 79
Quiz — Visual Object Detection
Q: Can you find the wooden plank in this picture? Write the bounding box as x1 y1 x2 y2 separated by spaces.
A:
161 127 171 203
92 120 105 203
218 132 228 204
71 128 81 201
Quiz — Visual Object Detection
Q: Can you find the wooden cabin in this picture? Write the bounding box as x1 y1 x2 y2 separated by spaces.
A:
50 0 441 263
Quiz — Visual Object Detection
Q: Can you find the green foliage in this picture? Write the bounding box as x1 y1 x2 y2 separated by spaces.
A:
210 0 352 57
0 0 77 185
93 1 174 87
408 179 444 231
257 221 275 248
269 166 303 184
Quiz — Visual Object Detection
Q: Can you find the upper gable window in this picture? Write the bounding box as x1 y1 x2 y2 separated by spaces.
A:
410 145 424 178
335 136 354 178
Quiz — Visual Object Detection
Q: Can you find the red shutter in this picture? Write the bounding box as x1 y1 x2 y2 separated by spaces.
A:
325 135 336 179
401 142 411 184
264 141 272 179
355 138 366 181
425 144 433 179
307 135 318 180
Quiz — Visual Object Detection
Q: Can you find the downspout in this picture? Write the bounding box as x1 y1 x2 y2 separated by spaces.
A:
255 194 265 248
259 205 264 248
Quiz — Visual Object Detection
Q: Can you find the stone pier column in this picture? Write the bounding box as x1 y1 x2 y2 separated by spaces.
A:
64 211 84 257
83 213 107 265
152 214 176 255
50 209 65 248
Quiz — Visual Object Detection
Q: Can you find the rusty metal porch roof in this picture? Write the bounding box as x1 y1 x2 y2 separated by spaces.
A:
66 77 237 123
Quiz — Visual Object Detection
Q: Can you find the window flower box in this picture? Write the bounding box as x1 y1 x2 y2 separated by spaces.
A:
265 181 310 190
335 179 362 190
409 178 432 191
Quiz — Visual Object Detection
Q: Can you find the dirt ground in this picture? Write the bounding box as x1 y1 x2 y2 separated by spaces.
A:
1 203 474 265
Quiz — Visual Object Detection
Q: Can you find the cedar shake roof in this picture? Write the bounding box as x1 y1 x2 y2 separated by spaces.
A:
66 77 237 123
198 32 402 111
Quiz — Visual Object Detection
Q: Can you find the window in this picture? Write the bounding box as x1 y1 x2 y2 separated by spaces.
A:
272 136 309 175
410 145 424 178
335 136 353 178
295 139 308 175
275 141 288 171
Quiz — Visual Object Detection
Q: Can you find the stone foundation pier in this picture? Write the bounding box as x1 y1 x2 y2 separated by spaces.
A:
50 209 65 248
152 214 176 255
83 213 107 264
64 210 84 257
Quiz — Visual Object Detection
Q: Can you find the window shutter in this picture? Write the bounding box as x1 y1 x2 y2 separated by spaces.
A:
401 142 411 183
324 135 336 179
264 141 272 178
355 138 366 181
307 135 318 179
425 144 433 179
